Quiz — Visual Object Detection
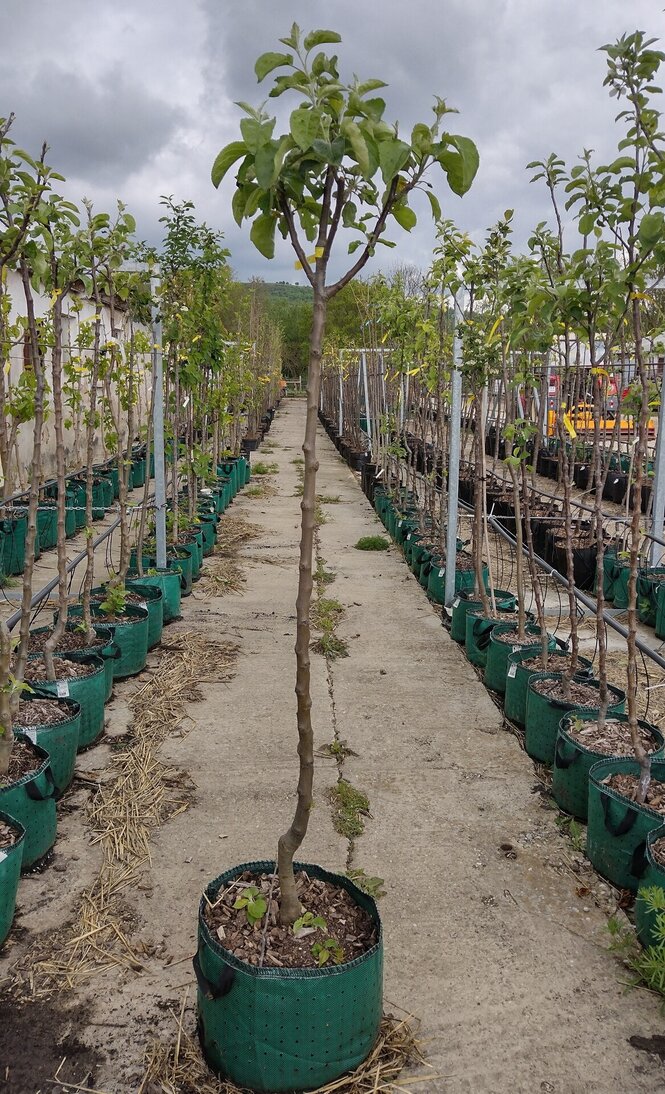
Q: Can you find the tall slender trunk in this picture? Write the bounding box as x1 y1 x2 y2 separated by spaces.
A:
82 274 102 641
43 291 69 678
13 262 47 689
277 273 326 926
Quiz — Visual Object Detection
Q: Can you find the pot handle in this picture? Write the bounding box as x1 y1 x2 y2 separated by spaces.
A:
472 618 496 650
554 736 579 770
600 791 638 837
193 950 235 1001
101 642 122 661
553 635 570 652
630 841 649 880
26 764 56 800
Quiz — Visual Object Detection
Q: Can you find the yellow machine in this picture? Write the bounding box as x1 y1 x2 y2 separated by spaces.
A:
546 402 656 438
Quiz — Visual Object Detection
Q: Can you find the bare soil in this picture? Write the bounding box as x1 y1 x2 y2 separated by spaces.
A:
203 869 377 969
493 627 539 645
0 997 103 1092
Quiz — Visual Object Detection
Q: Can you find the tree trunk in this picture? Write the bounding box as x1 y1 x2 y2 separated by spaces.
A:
277 277 326 926
43 293 69 679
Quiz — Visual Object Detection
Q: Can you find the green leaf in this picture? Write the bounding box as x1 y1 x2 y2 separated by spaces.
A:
348 239 363 254
449 135 479 194
357 78 388 95
638 212 665 249
342 200 358 228
290 107 322 151
255 51 293 82
392 203 417 231
411 122 432 156
342 120 370 178
578 211 595 236
377 139 411 185
250 213 276 259
311 137 345 166
240 117 275 153
303 29 342 51
255 143 277 188
211 141 248 188
425 190 442 221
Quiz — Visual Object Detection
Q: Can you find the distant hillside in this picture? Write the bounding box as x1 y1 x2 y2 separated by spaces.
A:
241 281 313 305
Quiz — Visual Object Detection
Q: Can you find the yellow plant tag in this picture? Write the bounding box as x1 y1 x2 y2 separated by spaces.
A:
563 411 577 439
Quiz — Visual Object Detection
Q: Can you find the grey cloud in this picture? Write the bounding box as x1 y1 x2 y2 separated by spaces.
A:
1 63 184 183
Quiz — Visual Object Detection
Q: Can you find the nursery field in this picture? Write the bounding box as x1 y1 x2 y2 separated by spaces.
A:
1 400 663 1092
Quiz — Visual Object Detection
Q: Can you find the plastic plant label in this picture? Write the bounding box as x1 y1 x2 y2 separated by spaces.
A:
56 680 70 698
398 519 403 527
453 598 460 608
407 533 412 541
438 568 445 578
25 727 37 743
508 663 518 679
512 645 520 653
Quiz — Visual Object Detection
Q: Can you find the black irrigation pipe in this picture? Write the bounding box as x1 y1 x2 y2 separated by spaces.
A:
5 515 121 631
0 450 146 510
465 500 665 673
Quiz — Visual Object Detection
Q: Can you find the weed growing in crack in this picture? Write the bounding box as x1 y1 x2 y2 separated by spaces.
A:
311 596 344 629
346 868 386 899
253 461 279 476
317 493 341 504
312 632 349 659
330 779 371 839
314 558 336 588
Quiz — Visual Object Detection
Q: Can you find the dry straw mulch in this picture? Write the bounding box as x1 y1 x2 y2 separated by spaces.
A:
138 992 433 1094
12 631 238 998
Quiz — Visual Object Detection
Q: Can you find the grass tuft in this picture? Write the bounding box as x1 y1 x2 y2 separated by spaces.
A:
252 461 279 476
355 535 390 551
317 493 341 505
312 632 349 659
329 778 370 839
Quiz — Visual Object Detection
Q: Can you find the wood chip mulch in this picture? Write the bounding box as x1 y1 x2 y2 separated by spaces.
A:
0 818 21 850
0 740 41 787
531 677 602 707
565 717 659 758
203 870 378 970
603 773 665 815
14 697 78 728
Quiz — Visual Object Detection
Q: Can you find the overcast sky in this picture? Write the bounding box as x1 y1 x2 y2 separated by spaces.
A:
2 0 663 283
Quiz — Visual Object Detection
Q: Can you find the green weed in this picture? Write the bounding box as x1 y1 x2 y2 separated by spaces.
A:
312 632 349 659
317 493 341 505
329 779 371 840
252 461 279 476
354 535 390 551
346 868 386 900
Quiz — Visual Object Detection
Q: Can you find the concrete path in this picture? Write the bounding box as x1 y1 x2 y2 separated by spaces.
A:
3 398 664 1092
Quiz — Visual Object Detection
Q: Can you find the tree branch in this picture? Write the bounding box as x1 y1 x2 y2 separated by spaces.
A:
325 176 401 298
323 178 346 262
280 196 315 288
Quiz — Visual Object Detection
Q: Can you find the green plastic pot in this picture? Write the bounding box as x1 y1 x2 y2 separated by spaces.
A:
28 624 119 704
2 514 28 575
127 568 181 624
65 603 149 680
612 563 630 610
15 694 81 798
552 714 664 823
587 758 665 891
218 460 240 497
125 582 164 649
178 535 202 578
450 590 516 643
0 811 24 947
0 736 56 869
37 506 58 550
67 481 87 530
525 674 626 766
464 611 509 669
418 550 434 589
596 548 619 602
242 456 251 485
198 514 218 557
484 622 544 695
428 557 483 605
635 824 665 948
195 860 383 1092
26 653 107 751
504 648 592 728
131 456 147 488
